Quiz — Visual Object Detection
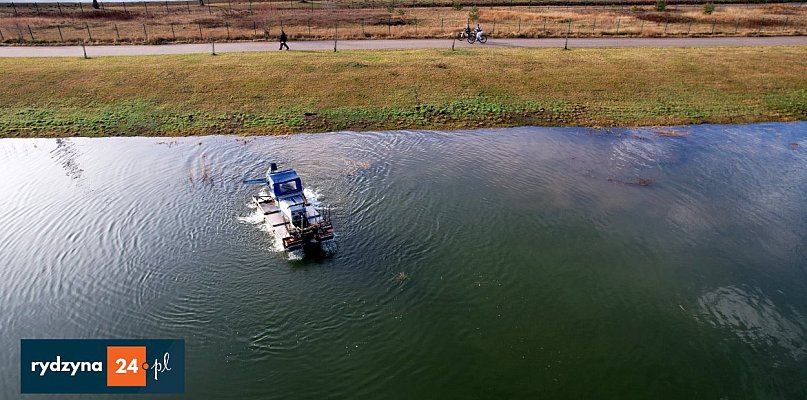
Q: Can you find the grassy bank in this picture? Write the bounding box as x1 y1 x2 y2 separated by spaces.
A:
1 46 805 137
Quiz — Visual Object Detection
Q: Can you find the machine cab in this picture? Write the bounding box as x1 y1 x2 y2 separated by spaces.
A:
266 165 307 223
267 169 303 200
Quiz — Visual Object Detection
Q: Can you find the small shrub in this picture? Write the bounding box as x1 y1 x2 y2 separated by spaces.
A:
396 8 405 15
386 4 394 13
655 0 666 11
468 6 479 22
452 0 463 11
630 5 639 12
703 2 715 14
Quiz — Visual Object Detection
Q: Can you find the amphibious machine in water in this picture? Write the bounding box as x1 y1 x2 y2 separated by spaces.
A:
244 163 335 255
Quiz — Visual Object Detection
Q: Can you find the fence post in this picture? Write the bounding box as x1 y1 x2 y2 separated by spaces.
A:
198 23 203 40
735 17 739 34
11 2 17 16
518 18 521 33
640 19 644 35
564 19 571 49
82 43 88 59
615 17 620 34
362 19 365 35
687 20 691 35
782 16 789 31
144 1 149 16
165 0 169 14
171 23 176 40
388 17 391 36
143 24 148 42
664 17 668 34
492 19 496 34
543 17 547 35
0 28 4 42
79 2 84 12
711 18 716 34
122 1 127 13
187 0 191 13
255 21 258 38
57 2 63 16
334 23 337 52
592 18 596 34
249 0 253 13
28 24 34 41
212 41 216 55
441 17 444 32
226 23 230 39
86 23 93 41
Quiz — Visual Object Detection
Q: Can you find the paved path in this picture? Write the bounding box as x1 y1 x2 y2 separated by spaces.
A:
1 36 805 57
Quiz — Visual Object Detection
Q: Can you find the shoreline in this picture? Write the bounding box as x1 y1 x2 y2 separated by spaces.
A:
3 102 803 139
1 121 804 141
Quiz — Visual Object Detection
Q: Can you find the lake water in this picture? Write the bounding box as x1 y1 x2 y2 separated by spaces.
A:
2 122 806 398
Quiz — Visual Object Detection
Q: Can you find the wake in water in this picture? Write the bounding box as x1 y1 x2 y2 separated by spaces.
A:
238 187 333 261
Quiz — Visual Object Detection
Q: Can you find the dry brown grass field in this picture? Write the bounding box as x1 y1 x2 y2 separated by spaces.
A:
0 0 805 44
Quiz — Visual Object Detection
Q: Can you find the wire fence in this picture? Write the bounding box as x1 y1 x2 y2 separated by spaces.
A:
1 1 804 43
1 0 804 13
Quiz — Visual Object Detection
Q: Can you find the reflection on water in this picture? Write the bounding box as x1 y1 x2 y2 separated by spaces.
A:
0 122 806 399
699 285 807 361
50 138 83 181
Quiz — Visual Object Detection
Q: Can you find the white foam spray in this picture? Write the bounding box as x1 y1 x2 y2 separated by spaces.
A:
239 186 333 260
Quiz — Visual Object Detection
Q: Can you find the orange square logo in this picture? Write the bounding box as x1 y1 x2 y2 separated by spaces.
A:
106 346 147 387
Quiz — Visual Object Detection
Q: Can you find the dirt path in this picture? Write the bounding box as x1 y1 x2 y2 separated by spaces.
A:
1 36 805 57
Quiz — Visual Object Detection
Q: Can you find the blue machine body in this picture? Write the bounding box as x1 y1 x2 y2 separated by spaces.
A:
266 169 303 200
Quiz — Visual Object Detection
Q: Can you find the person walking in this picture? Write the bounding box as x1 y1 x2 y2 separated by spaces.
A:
279 30 289 50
